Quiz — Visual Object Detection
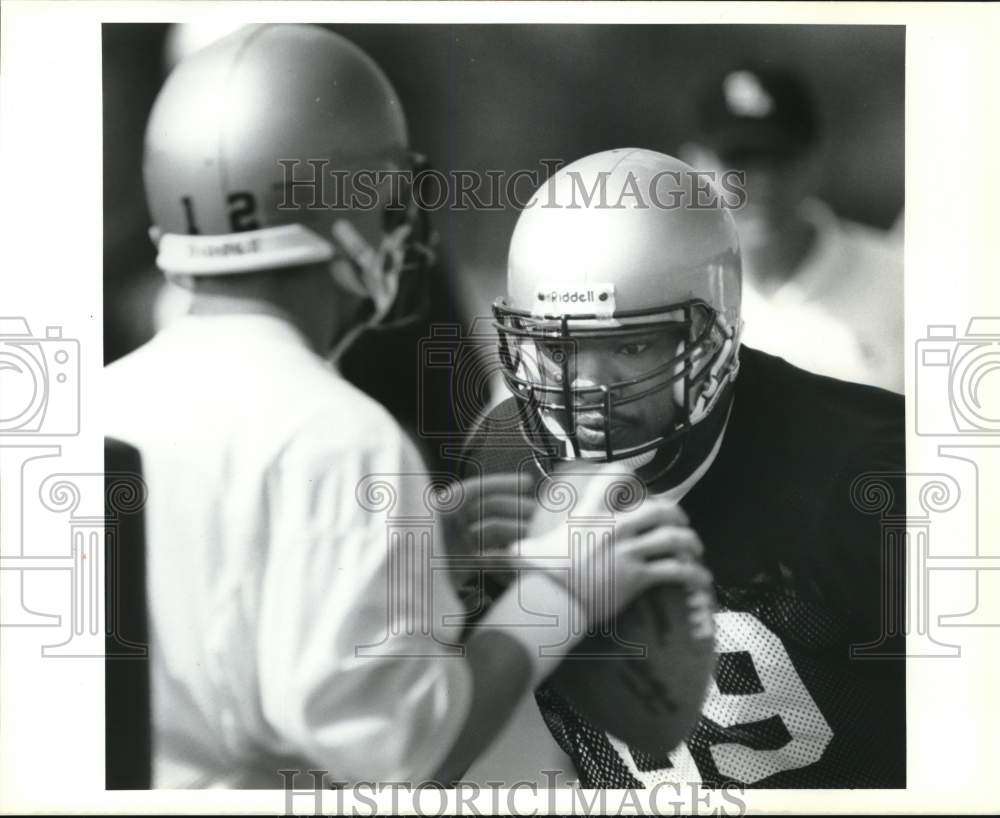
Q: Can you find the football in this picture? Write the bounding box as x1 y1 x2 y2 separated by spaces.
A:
547 578 716 755
528 462 717 756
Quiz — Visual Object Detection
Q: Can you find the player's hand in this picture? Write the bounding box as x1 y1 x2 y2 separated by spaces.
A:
439 472 538 589
520 464 711 629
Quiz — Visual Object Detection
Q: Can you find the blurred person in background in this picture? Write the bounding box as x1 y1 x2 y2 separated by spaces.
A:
681 63 904 394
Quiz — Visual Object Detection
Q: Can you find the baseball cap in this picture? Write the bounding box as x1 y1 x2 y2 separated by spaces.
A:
693 63 821 159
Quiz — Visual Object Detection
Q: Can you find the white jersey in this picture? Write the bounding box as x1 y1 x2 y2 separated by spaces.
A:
740 199 904 393
105 313 470 788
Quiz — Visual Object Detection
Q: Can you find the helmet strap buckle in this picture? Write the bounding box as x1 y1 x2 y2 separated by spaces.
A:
330 219 413 325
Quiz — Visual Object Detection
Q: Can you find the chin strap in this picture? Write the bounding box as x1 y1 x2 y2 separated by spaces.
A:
330 219 413 324
642 399 733 497
326 216 436 364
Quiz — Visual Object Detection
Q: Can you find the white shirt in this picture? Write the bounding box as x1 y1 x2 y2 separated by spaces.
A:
105 313 470 788
740 199 904 393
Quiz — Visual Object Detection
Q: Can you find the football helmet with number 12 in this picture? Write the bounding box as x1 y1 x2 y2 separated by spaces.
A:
143 24 434 326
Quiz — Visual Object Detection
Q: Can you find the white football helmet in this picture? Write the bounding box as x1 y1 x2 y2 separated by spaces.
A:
493 148 743 464
143 24 434 324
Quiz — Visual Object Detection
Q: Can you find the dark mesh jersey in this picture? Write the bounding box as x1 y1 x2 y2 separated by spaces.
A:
457 346 906 788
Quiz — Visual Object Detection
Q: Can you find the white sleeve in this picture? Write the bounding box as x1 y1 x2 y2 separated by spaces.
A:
256 414 471 782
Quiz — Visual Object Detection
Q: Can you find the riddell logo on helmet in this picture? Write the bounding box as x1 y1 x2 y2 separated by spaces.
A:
532 283 617 317
539 290 603 304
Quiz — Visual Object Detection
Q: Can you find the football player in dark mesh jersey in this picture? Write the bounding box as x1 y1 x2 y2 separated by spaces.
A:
456 148 905 788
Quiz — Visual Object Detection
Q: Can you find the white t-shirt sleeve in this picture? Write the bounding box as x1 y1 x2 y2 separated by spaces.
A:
256 411 471 782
